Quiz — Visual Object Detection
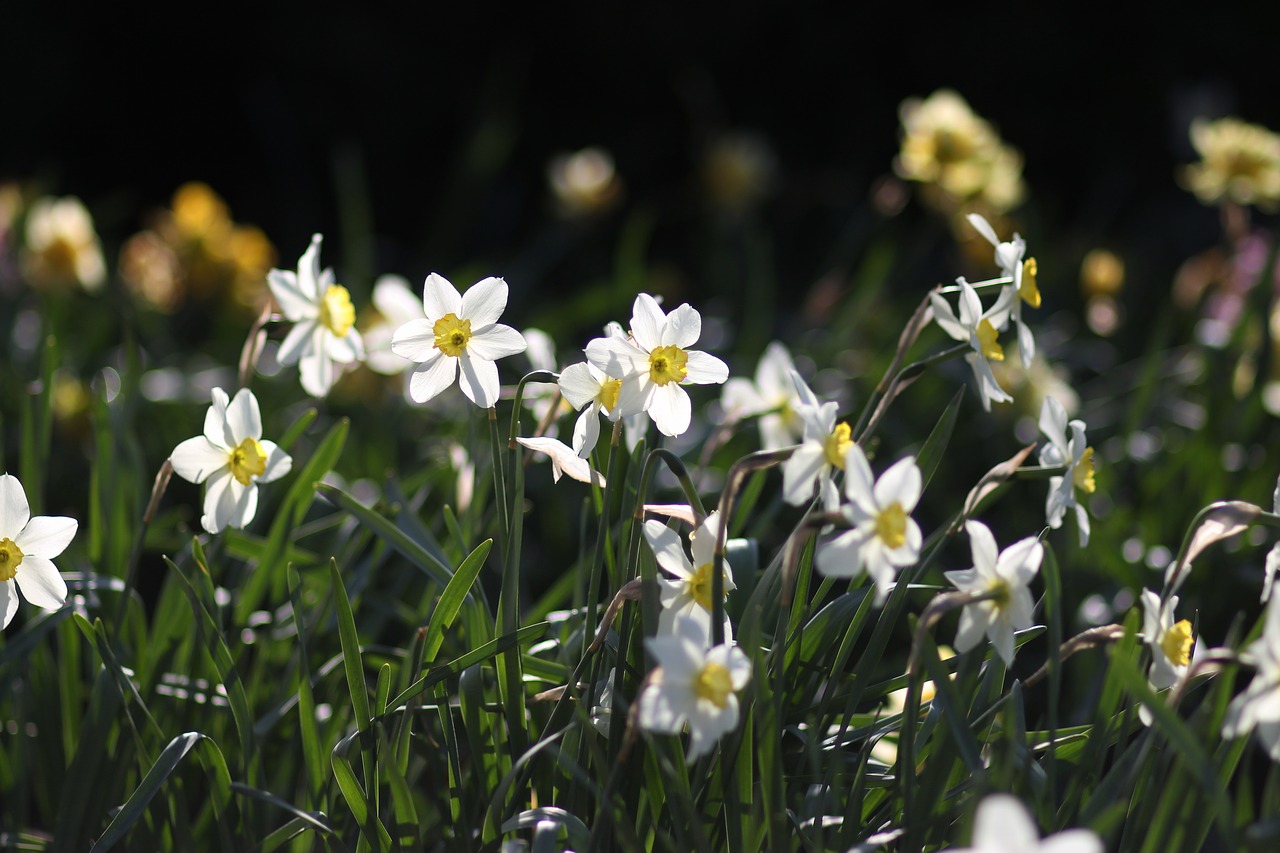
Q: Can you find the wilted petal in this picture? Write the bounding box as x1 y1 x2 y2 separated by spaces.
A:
516 436 607 486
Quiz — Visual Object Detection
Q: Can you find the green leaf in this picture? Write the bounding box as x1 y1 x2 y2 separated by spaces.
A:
317 482 454 587
423 538 492 664
914 386 963 491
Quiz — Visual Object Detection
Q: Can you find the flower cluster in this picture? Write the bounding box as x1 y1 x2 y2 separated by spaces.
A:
1181 116 1280 210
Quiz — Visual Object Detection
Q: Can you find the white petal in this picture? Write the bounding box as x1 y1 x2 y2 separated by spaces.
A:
0 581 16 628
585 336 647 380
170 437 229 484
297 234 324 300
256 441 293 484
391 318 440 362
966 213 1000 248
267 269 316 321
1017 319 1036 369
782 443 825 506
201 469 235 534
460 276 509 327
409 354 458 403
954 604 987 652
990 618 1016 665
721 377 769 419
225 389 263 443
843 444 876 506
1039 397 1070 455
466 324 527 362
661 303 702 349
929 292 968 342
683 350 729 385
999 538 1043 586
689 512 722 569
277 319 316 367
631 293 667 351
614 374 654 418
559 363 604 410
957 281 984 327
972 795 1040 851
206 475 257 533
1075 502 1091 548
372 274 423 325
756 342 795 397
14 555 66 611
422 273 462 321
0 474 31 536
203 388 233 448
458 354 500 408
326 328 363 363
817 530 866 578
299 349 337 397
685 697 738 760
572 406 601 457
874 457 922 513
16 516 77 559
648 383 691 437
638 678 687 735
965 520 999 577
643 520 693 580
516 437 608 485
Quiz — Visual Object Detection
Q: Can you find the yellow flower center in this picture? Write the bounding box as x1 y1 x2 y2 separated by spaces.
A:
648 345 689 386
988 577 1011 607
1160 619 1194 667
1074 447 1096 494
686 561 728 612
318 285 356 338
823 422 854 469
43 236 80 278
875 502 908 549
693 661 734 709
597 378 622 412
1020 258 1041 308
977 318 1004 361
433 313 473 357
229 437 268 486
0 537 24 582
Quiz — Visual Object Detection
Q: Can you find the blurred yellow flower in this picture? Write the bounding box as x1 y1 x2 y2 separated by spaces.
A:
1182 117 1280 210
1080 249 1124 298
22 196 106 293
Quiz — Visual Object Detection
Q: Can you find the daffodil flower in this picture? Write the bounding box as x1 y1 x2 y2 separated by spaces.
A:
643 511 735 643
267 234 366 397
950 794 1103 853
930 279 1015 411
720 341 806 450
0 474 77 629
967 213 1041 368
391 273 528 408
362 274 423 377
1038 396 1095 546
584 293 728 437
817 445 922 603
170 388 292 534
558 361 626 458
944 521 1042 666
1223 597 1280 760
1141 589 1194 693
782 369 853 510
639 614 752 761
21 196 106 293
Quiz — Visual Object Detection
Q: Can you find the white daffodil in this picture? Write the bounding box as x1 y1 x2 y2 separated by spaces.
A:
267 234 366 397
643 511 735 644
22 196 107 292
558 361 626 458
782 369 853 511
967 213 1041 368
639 614 752 761
0 474 77 629
817 446 922 604
363 274 423 376
930 279 1015 411
584 293 729 437
720 341 806 450
1038 396 1095 547
170 388 292 534
391 273 528 409
944 521 1042 666
950 793 1103 853
1141 589 1194 692
1223 597 1280 760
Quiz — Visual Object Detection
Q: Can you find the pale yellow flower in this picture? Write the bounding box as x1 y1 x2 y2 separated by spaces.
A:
22 196 106 292
1182 117 1280 209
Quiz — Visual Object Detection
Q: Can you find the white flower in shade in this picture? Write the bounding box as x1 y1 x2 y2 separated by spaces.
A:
1141 590 1194 692
720 341 806 450
170 388 292 534
782 369 854 511
391 273 528 409
945 521 1042 666
1038 396 1095 546
363 274 423 376
817 446 922 603
584 293 729 437
22 196 106 292
930 279 1015 411
950 793 1103 853
642 511 735 643
267 234 365 397
0 474 77 629
967 213 1041 368
639 614 752 760
558 362 626 458
1223 597 1280 759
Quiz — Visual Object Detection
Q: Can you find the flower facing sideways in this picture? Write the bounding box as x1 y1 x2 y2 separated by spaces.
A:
967 213 1041 368
0 474 78 629
391 273 528 409
267 234 365 397
643 511 735 644
1141 589 1194 692
720 341 806 451
1223 597 1280 760
781 369 855 511
930 279 1015 411
639 615 752 761
558 361 626 458
945 521 1042 666
170 388 292 534
1038 395 1095 546
950 793 1102 853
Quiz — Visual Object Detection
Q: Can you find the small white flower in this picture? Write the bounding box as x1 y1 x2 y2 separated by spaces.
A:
391 273 528 409
363 274 423 376
558 361 626 458
267 234 366 397
170 388 293 534
643 511 735 644
1223 597 1280 759
930 279 1015 411
584 293 729 437
817 446 922 603
1141 590 1194 692
0 474 77 629
720 341 806 450
639 615 752 761
967 213 1041 368
1038 396 1095 546
781 369 854 511
944 521 1042 666
950 793 1103 853
22 196 106 292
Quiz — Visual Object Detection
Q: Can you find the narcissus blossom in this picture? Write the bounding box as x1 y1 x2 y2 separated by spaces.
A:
642 511 735 644
391 273 527 408
558 361 626 458
1141 589 1194 693
944 521 1042 666
0 474 78 629
930 279 1015 411
170 388 292 534
1038 396 1095 546
1223 597 1280 760
720 341 806 451
782 369 854 510
22 196 106 292
967 213 1040 368
267 234 365 397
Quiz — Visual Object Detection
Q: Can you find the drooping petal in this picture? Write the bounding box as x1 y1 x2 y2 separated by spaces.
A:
460 276 508 327
457 354 501 408
572 406 601 457
422 273 462 321
630 293 667 351
648 383 692 437
643 520 693 580
0 475 32 538
466 324 527 362
661 303 702 349
683 350 729 385
13 554 67 611
1017 318 1036 369
0 581 16 629
256 440 293 484
225 388 263 443
516 436 607 486
16 515 78 559
170 437 228 485
966 213 1000 248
